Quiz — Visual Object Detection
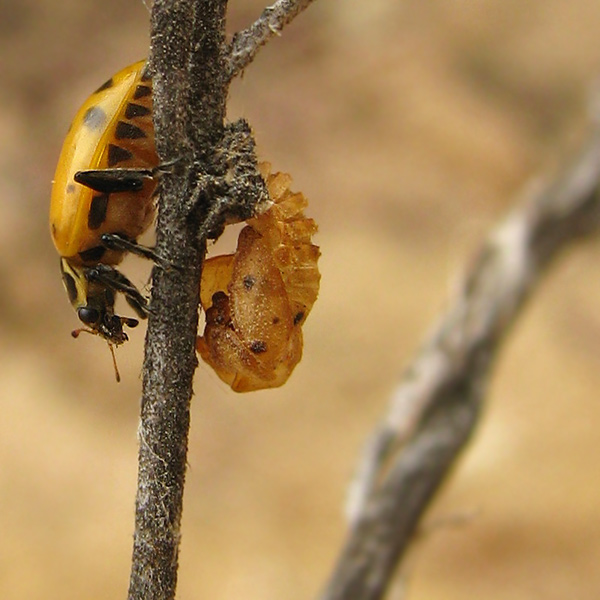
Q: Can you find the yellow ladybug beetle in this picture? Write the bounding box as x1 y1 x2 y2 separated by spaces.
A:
50 60 157 346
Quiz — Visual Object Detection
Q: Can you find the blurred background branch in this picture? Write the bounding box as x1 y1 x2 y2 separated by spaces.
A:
320 123 600 599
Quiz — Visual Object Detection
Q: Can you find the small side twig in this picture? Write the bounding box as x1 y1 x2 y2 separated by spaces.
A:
226 0 317 80
320 128 600 600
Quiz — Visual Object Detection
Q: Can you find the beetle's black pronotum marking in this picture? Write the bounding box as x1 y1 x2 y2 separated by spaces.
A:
78 245 106 263
115 121 147 140
75 168 152 193
94 77 114 94
83 106 107 130
107 144 133 166
125 102 151 119
62 271 78 304
132 85 151 100
88 194 109 230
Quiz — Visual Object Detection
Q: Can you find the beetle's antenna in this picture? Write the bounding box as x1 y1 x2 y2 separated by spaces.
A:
71 327 95 338
108 343 121 383
71 328 121 382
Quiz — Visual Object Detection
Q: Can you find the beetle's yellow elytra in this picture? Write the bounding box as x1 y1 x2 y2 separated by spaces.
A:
50 60 156 263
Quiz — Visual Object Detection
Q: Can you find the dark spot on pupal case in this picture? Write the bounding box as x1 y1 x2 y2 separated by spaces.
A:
243 275 256 290
250 340 267 354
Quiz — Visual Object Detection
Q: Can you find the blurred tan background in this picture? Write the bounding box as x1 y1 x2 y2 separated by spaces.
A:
2 0 600 598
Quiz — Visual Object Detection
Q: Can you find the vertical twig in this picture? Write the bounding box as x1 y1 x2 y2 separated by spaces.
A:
127 1 228 599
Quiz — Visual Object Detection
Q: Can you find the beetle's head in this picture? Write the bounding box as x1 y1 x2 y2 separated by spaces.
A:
59 258 139 346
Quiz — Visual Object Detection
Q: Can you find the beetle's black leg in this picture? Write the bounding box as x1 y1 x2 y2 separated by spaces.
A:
86 264 150 319
124 294 150 319
75 168 154 193
76 159 181 195
100 233 179 271
100 233 165 265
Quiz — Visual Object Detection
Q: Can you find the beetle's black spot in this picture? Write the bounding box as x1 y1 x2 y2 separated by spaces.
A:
66 183 76 194
88 194 109 230
250 340 267 354
243 275 256 290
140 69 152 82
79 246 106 262
294 311 305 325
62 272 78 304
83 106 107 130
133 85 151 100
51 223 57 235
272 316 280 325
94 77 114 93
125 102 151 119
108 144 133 166
115 121 147 140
